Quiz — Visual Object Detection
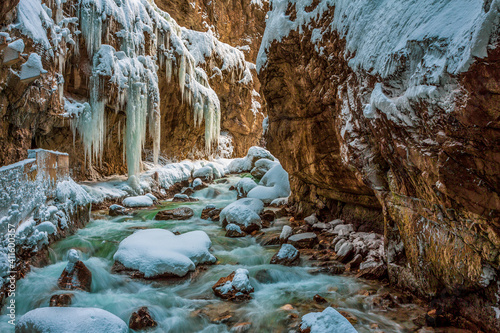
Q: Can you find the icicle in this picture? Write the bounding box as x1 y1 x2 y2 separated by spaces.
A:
178 55 185 99
80 1 102 59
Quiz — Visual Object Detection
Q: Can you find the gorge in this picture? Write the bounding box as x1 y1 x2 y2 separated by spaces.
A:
0 0 499 332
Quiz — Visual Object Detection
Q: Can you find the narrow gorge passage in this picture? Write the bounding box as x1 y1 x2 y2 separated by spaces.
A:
2 176 425 332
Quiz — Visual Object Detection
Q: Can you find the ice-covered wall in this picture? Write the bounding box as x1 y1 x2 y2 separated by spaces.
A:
1 0 262 179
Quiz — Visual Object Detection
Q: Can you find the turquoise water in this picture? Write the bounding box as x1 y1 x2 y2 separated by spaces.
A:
1 176 421 332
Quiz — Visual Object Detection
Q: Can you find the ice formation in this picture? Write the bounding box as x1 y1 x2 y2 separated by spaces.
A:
11 0 262 178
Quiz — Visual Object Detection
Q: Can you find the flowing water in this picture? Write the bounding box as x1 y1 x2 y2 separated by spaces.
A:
1 176 422 332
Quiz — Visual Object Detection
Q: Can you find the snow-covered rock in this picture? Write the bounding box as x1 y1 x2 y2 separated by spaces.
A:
228 146 275 173
113 229 216 278
250 158 278 179
225 223 246 238
247 164 291 204
270 197 288 207
270 244 300 266
192 178 203 189
193 166 214 181
212 268 254 301
109 204 127 216
299 307 357 333
220 198 264 233
17 307 128 333
145 193 158 202
122 195 154 208
236 177 258 197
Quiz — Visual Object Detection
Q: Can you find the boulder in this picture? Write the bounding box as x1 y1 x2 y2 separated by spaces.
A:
57 249 92 292
192 178 205 190
212 269 254 301
109 204 127 216
345 254 363 272
304 214 319 226
299 307 357 333
155 207 194 220
279 225 293 243
356 261 388 280
122 195 154 208
201 205 222 221
332 224 355 236
288 232 319 249
220 198 264 233
129 307 157 331
313 294 327 304
270 244 300 266
49 294 73 307
335 242 355 263
17 307 128 333
226 224 246 238
236 178 258 198
193 166 214 182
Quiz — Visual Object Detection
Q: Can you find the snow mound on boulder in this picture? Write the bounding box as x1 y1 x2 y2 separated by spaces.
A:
113 229 216 278
300 307 357 333
17 307 128 333
247 164 291 204
220 198 264 231
122 195 154 207
228 146 275 173
236 177 258 197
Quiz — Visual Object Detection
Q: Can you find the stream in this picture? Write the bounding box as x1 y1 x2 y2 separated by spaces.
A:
1 175 422 332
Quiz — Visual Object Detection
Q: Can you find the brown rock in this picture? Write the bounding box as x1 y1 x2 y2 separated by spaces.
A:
181 187 195 196
356 261 388 280
212 271 254 301
49 294 73 307
313 294 327 303
270 244 300 266
288 233 319 249
155 207 194 220
129 306 157 330
338 310 358 325
259 210 276 227
58 261 92 292
225 225 247 238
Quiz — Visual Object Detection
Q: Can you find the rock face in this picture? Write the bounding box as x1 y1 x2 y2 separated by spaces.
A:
0 0 265 180
259 1 500 330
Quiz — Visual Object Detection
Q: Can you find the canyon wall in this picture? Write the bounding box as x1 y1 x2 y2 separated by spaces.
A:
0 0 266 180
258 0 500 330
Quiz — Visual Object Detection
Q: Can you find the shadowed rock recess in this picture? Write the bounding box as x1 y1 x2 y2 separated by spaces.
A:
258 0 500 330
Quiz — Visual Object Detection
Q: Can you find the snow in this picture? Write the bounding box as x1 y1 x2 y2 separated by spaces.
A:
280 225 292 241
17 307 128 333
215 268 253 295
236 178 258 197
122 195 154 207
300 307 357 333
20 53 47 81
145 193 158 202
247 164 291 204
15 0 53 49
270 197 288 207
113 229 216 277
173 193 189 201
258 0 500 78
193 166 214 181
35 221 57 235
226 223 243 233
192 178 203 188
276 244 298 260
220 198 264 228
228 146 275 173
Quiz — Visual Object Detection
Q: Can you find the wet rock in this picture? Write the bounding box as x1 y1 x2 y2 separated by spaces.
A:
356 260 388 280
313 294 327 303
279 225 293 243
270 244 300 266
213 269 254 301
201 206 221 221
332 224 354 236
254 269 273 283
312 222 331 231
309 262 346 276
226 223 246 238
230 322 252 332
193 302 237 326
155 207 194 220
288 232 318 249
229 185 236 191
49 293 73 307
345 254 363 272
304 214 319 226
257 232 280 246
335 242 355 263
280 304 294 311
109 204 127 216
338 310 358 325
259 210 276 227
58 250 92 292
181 187 195 196
129 306 157 330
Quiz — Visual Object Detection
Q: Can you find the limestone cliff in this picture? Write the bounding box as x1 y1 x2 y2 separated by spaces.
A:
0 0 265 180
258 0 500 330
